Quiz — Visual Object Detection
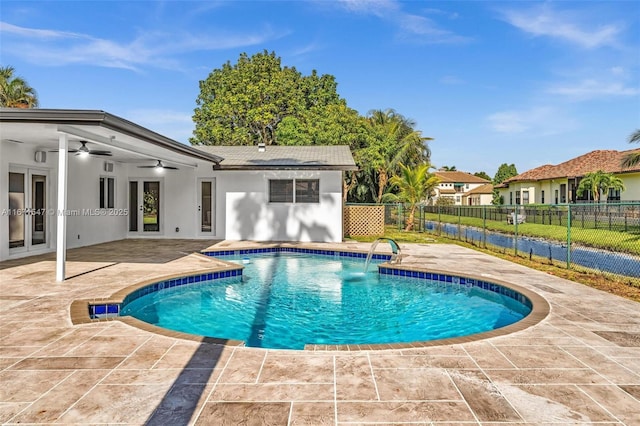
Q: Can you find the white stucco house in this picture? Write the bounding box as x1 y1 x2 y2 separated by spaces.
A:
0 109 357 280
497 149 640 205
431 171 491 205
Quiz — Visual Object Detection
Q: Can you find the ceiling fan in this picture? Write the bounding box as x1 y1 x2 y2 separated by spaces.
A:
49 140 112 157
138 160 179 170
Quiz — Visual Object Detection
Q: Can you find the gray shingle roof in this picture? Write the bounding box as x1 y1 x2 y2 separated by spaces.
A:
195 145 358 170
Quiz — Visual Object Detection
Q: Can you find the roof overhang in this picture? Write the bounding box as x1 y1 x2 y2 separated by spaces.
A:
217 164 358 171
0 108 223 166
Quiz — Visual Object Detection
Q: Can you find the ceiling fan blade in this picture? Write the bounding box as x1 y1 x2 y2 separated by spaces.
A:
89 151 113 156
48 149 79 153
164 166 179 170
137 165 156 168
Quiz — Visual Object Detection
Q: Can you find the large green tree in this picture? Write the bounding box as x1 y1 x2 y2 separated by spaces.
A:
577 170 625 203
191 52 434 205
474 171 491 181
191 51 341 146
621 129 640 168
383 163 439 231
0 66 39 108
492 163 518 205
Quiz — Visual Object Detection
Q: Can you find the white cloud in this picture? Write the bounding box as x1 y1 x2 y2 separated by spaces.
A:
0 21 85 39
487 111 529 134
487 107 576 135
500 4 622 49
610 66 625 76
547 79 639 100
440 75 464 85
0 21 283 71
337 0 470 44
338 0 398 17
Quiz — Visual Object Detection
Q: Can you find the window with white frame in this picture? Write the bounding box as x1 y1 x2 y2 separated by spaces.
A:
99 177 115 209
269 179 320 203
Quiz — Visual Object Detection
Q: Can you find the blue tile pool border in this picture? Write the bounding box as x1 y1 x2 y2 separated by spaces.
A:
88 268 243 320
87 248 532 323
202 247 393 261
378 266 533 309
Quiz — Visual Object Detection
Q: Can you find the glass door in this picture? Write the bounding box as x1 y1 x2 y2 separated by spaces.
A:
198 178 215 235
143 181 160 232
8 171 25 251
129 179 162 234
8 168 48 253
31 174 47 246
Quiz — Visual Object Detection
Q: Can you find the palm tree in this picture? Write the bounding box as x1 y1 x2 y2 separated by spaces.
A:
0 66 39 108
383 162 440 231
367 109 432 203
576 170 625 203
621 129 640 168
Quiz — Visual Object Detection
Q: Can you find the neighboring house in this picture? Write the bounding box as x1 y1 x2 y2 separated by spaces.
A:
497 149 640 205
431 171 491 205
465 183 494 206
0 109 357 279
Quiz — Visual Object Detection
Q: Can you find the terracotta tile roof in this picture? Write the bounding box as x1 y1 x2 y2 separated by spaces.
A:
465 183 494 195
504 149 640 184
433 171 491 183
438 188 457 194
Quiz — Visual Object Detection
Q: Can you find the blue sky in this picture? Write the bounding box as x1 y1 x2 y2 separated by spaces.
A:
1 1 639 177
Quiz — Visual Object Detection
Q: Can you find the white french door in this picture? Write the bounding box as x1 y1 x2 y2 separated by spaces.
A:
197 178 215 236
8 167 49 254
128 179 163 235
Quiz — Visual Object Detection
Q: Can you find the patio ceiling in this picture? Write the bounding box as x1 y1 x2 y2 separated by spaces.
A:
0 109 222 168
1 108 224 281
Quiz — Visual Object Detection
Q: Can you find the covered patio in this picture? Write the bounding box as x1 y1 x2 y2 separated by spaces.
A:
1 239 638 424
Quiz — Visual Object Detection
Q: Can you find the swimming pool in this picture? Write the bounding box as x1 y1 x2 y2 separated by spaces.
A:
120 251 533 349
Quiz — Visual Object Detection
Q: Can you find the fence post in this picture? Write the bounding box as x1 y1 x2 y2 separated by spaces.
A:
457 205 462 241
482 205 487 249
566 204 572 269
514 207 519 257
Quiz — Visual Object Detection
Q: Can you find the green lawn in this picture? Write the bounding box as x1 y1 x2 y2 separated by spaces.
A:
422 213 640 255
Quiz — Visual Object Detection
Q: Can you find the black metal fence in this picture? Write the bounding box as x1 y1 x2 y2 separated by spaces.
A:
382 203 640 280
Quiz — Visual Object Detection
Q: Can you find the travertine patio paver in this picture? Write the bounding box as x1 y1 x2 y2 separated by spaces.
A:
0 239 639 425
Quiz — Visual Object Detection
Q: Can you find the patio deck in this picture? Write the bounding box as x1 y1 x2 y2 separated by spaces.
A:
0 239 639 425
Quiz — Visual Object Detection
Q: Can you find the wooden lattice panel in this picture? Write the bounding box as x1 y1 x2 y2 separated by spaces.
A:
343 205 385 237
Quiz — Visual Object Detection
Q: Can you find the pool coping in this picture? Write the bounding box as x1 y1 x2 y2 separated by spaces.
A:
69 243 550 351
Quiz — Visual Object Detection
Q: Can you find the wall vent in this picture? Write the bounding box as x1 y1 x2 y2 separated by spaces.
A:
104 161 114 173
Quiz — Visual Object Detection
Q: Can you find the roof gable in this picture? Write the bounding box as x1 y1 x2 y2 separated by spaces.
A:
433 171 491 183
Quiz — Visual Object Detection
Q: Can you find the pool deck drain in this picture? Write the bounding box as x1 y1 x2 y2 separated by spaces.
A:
0 239 639 425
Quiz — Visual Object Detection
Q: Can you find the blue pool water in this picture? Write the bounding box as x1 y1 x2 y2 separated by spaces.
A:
121 253 531 349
